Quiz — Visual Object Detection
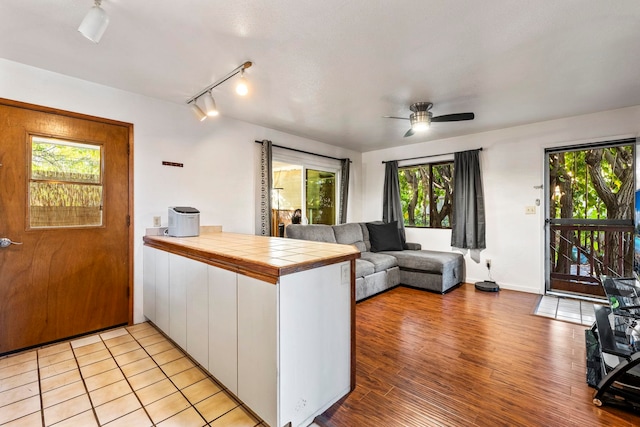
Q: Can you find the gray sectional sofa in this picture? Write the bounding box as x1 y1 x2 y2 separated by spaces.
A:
286 222 465 301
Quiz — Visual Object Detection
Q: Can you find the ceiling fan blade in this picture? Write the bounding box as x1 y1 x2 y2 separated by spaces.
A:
404 128 415 137
431 112 475 122
383 116 410 120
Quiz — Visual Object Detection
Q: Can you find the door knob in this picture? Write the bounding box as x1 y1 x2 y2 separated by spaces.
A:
0 238 22 248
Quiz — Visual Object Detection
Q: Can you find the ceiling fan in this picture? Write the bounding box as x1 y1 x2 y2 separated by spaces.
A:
384 102 475 137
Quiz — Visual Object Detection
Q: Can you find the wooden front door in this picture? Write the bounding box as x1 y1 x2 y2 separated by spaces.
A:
0 99 132 354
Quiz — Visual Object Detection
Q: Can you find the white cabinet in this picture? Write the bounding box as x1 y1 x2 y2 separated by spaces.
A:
185 259 208 368
237 275 277 427
143 246 170 334
143 242 352 427
166 254 208 366
208 266 238 395
155 250 170 334
168 254 188 349
142 246 156 323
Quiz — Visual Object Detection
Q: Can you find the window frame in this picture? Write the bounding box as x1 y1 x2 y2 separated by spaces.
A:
27 134 105 230
398 160 454 229
272 148 341 226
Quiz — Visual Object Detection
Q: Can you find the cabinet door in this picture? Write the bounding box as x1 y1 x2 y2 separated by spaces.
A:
168 254 188 349
186 259 208 368
237 275 277 427
142 246 156 323
208 266 238 394
154 249 170 335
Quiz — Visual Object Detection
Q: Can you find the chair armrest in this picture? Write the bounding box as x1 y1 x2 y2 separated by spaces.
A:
405 242 421 250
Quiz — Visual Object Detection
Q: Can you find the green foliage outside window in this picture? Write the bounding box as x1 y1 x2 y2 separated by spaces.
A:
398 162 453 228
549 146 634 221
29 136 103 228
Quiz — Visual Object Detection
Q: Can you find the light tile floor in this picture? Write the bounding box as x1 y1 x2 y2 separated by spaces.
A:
534 295 596 326
0 322 265 427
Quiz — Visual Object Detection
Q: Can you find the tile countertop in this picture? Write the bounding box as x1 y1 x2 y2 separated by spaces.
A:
143 232 360 284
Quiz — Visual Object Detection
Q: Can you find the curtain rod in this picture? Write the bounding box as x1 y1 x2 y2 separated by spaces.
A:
254 140 351 163
382 147 483 164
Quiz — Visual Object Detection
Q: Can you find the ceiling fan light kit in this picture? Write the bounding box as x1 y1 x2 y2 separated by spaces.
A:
410 111 431 132
385 101 475 137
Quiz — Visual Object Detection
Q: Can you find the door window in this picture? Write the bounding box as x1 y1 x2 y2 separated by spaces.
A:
29 135 103 228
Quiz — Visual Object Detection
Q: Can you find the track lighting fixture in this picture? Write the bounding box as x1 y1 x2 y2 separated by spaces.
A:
235 69 249 96
186 61 252 121
203 92 219 116
78 0 109 43
190 102 207 121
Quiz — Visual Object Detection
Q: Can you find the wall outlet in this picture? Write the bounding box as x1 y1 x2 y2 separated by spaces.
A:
486 259 492 269
525 206 536 214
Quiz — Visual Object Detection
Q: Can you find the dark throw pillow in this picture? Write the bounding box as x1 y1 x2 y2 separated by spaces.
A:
366 221 404 252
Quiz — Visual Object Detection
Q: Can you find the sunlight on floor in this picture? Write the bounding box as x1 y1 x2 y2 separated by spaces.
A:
534 295 596 326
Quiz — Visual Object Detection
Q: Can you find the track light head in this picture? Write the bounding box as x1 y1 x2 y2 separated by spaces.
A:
203 92 219 117
235 70 249 96
186 61 253 121
190 102 207 121
78 0 109 43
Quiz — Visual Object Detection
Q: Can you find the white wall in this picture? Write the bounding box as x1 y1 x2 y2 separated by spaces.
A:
362 106 640 294
0 58 362 323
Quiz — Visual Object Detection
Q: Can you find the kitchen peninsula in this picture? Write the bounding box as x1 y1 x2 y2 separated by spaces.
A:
143 231 359 427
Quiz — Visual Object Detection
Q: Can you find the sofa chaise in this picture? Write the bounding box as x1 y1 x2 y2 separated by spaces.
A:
286 222 465 301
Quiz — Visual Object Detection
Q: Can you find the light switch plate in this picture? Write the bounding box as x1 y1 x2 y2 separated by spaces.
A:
525 206 536 214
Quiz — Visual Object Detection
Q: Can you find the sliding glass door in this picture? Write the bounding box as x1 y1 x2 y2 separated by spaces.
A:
271 154 340 236
305 169 336 225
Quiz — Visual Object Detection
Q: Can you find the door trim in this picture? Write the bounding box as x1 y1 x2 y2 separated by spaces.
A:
0 97 134 326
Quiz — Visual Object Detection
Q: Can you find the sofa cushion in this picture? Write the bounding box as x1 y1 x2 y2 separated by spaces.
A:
366 221 404 252
359 223 372 251
333 223 366 252
360 252 398 273
355 259 375 278
385 250 462 274
286 224 336 243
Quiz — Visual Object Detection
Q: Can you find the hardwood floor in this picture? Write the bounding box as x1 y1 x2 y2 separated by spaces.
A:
317 284 640 427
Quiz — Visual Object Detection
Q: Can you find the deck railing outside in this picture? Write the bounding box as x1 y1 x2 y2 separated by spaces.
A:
549 223 634 296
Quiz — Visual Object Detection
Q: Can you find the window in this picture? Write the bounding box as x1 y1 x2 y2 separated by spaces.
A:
398 161 454 228
29 135 103 228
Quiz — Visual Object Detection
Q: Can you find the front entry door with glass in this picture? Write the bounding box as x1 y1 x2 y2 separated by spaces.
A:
545 139 635 298
0 101 131 354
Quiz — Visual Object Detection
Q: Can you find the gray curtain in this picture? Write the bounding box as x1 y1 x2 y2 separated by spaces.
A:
338 158 350 224
382 161 406 242
451 149 486 249
259 140 273 236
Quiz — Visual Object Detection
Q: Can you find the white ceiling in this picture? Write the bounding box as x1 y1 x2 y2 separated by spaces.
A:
1 1 639 152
